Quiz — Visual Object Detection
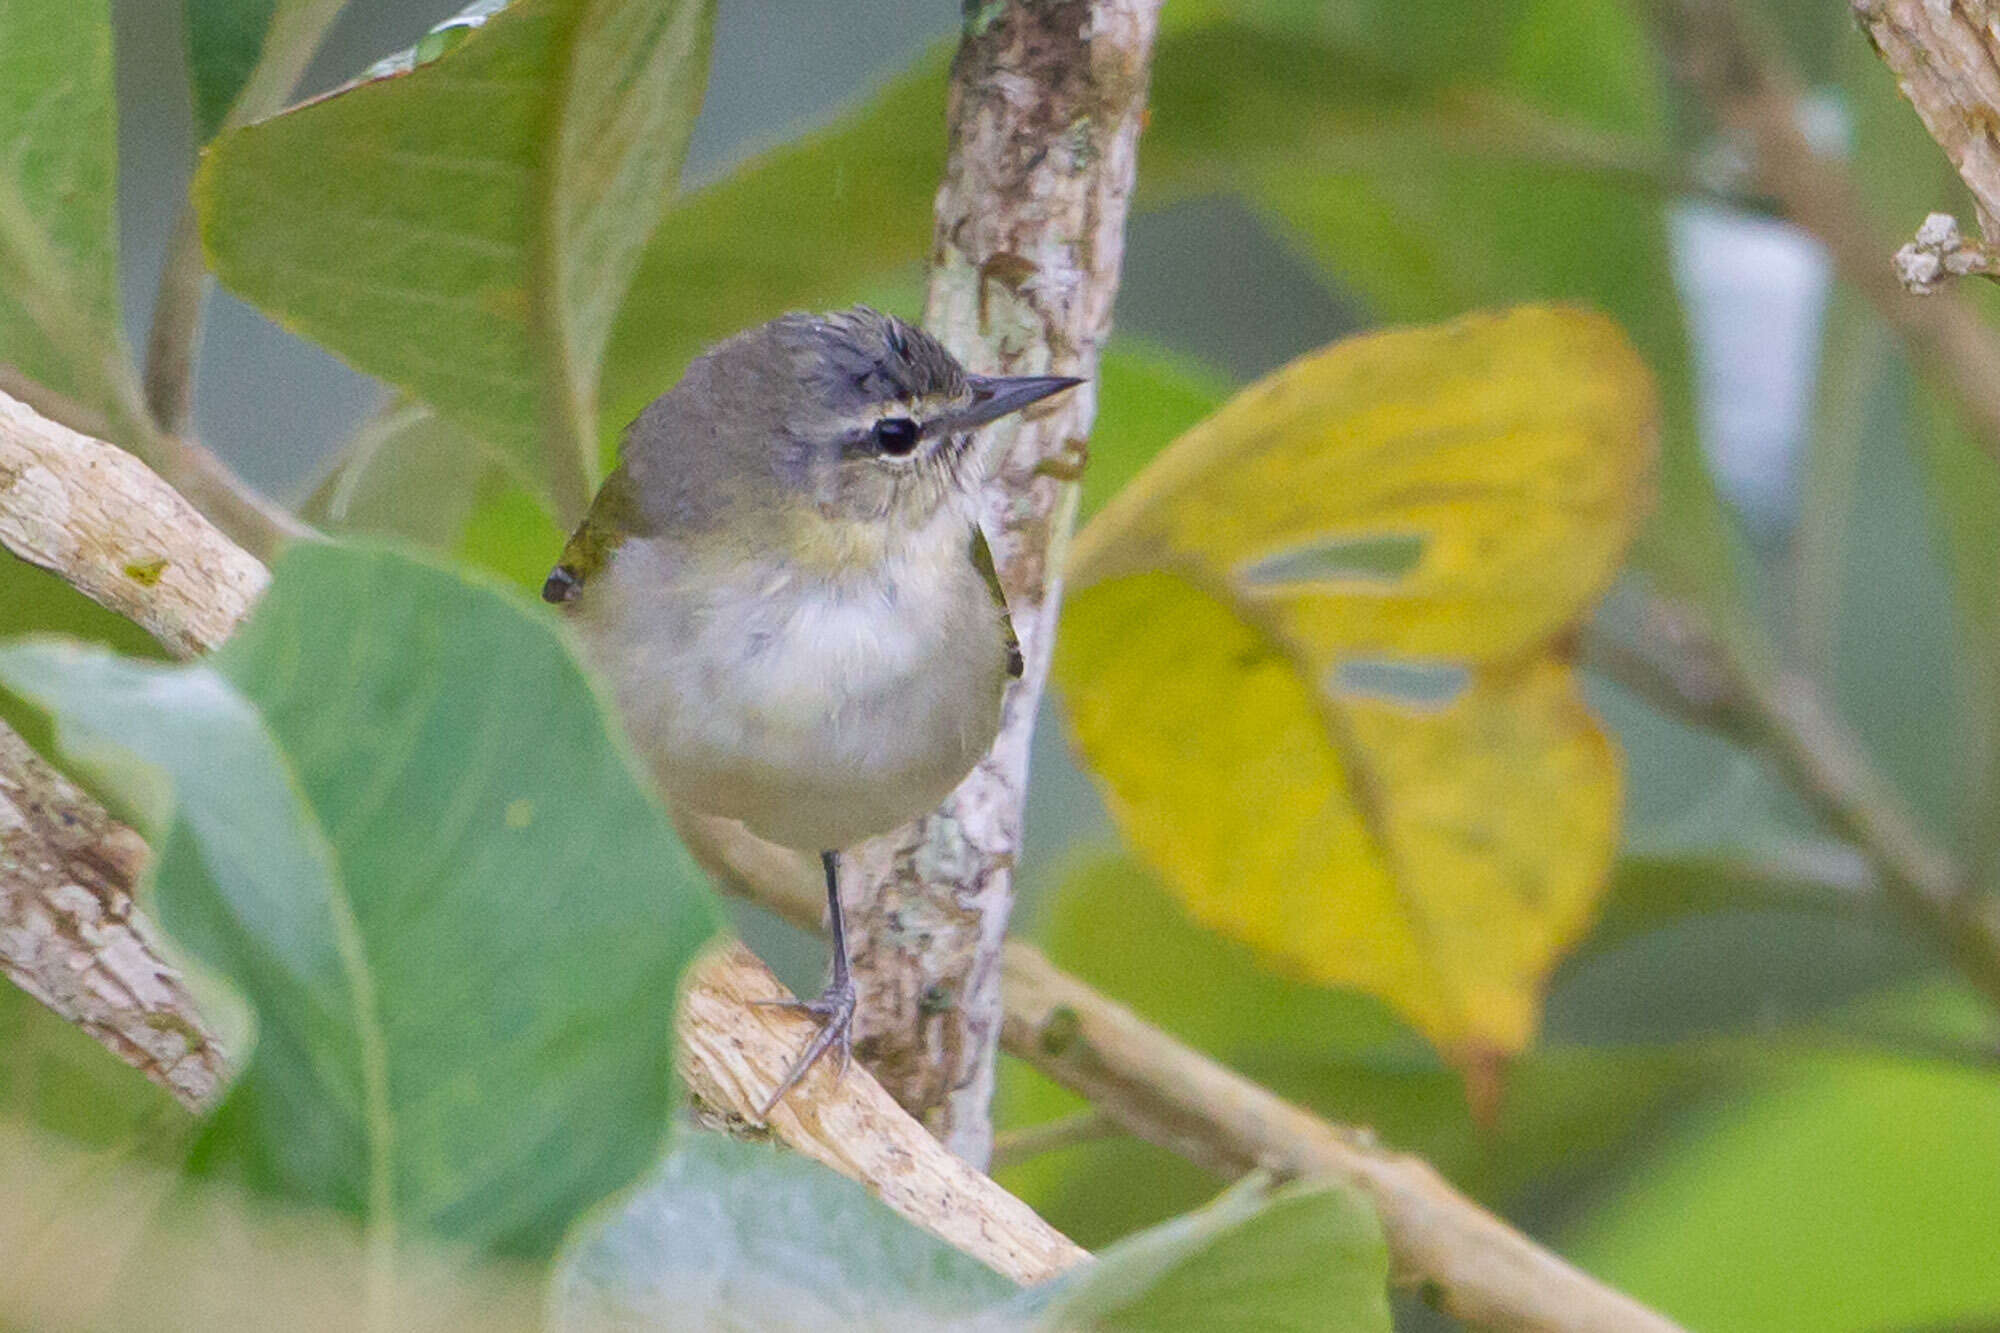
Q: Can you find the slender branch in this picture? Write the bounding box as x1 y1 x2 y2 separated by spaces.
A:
1003 946 1683 1333
989 1109 1122 1171
848 0 1163 1168
1748 669 2000 1010
1649 0 2000 468
143 0 349 435
1588 592 2000 1016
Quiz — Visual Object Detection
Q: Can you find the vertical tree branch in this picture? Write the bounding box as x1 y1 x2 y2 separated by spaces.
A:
847 0 1163 1166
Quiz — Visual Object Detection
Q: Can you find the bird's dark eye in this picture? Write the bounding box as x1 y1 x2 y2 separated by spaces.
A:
872 416 920 456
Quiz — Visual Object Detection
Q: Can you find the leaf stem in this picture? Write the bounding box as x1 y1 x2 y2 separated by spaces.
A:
144 0 350 438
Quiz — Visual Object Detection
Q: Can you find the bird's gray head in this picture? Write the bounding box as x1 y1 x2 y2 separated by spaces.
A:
619 307 1079 562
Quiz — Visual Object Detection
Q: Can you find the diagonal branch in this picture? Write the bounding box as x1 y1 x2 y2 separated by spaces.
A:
1853 1 2000 258
1587 592 2000 1016
848 0 1163 1168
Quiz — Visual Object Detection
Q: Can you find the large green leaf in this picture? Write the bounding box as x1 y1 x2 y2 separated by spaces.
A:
0 0 142 434
554 1134 1016 1330
0 543 718 1259
197 0 715 521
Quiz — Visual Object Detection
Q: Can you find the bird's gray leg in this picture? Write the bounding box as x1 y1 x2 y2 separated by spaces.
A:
754 850 857 1118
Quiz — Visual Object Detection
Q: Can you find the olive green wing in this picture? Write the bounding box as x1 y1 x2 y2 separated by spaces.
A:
542 467 643 605
970 523 1023 679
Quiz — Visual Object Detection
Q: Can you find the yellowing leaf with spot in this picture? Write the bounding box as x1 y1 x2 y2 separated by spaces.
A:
1058 306 1655 1068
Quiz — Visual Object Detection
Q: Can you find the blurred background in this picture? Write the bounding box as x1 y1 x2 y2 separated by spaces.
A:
33 0 2000 1327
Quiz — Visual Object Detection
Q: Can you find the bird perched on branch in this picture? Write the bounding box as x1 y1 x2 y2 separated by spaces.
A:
543 307 1078 1114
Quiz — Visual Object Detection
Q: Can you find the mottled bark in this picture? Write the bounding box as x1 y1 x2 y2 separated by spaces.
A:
847 0 1163 1166
1855 0 2000 244
0 722 225 1107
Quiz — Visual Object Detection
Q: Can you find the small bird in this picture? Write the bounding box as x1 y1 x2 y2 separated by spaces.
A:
543 307 1079 1114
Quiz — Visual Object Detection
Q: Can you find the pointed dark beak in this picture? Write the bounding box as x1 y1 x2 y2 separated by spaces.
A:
948 373 1083 430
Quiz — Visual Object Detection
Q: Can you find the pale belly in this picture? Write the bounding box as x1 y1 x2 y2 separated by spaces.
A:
575 537 1009 851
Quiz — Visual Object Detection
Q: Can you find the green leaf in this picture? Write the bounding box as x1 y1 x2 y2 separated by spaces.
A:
555 1135 1016 1330
0 543 719 1259
184 0 278 140
1022 1177 1390 1332
197 0 716 521
0 0 142 434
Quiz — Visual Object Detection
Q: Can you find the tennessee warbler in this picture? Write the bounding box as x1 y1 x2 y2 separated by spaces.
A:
543 307 1079 1114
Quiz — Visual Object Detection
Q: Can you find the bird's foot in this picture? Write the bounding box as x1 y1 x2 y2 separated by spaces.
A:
752 977 856 1119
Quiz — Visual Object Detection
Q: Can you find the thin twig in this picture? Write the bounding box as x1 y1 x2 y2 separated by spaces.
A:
1588 589 2000 1017
989 1109 1123 1172
143 0 349 435
1005 946 1687 1333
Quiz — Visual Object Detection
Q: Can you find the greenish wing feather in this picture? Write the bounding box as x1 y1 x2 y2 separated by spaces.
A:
970 524 1023 679
542 467 641 605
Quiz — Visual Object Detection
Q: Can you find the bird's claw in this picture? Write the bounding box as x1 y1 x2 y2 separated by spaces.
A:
753 978 857 1119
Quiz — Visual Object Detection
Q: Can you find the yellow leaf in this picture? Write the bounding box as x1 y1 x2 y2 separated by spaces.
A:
1056 306 1655 1064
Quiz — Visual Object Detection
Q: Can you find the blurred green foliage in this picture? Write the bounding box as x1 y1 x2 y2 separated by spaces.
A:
2 0 1999 1328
